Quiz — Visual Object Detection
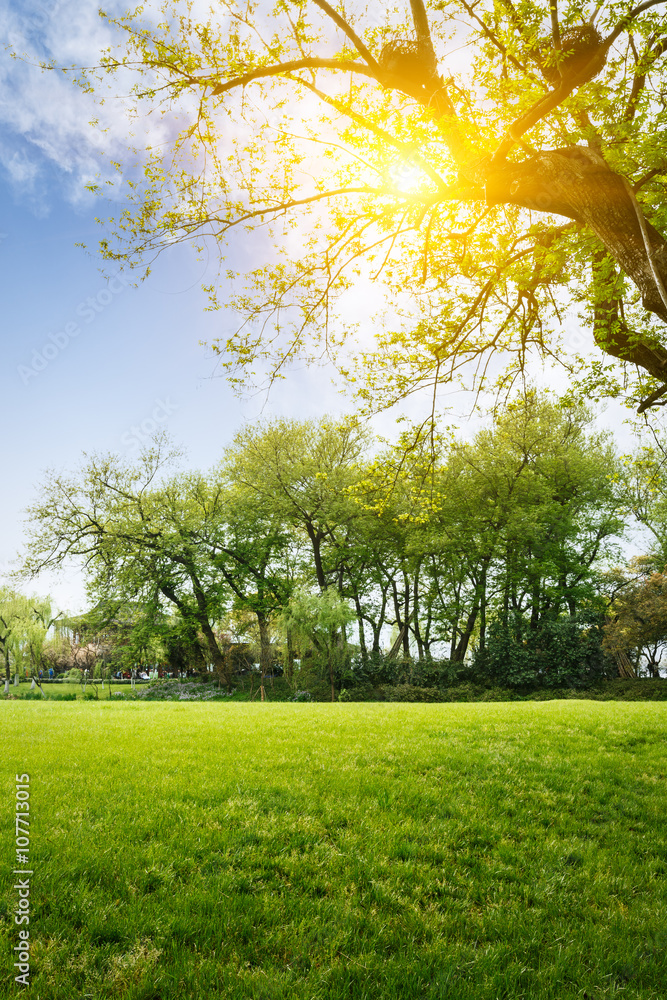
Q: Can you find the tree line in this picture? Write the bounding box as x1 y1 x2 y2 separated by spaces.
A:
12 394 667 698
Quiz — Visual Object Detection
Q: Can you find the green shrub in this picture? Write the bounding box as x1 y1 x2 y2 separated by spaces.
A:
475 613 613 689
380 684 445 703
596 678 667 700
62 667 84 681
339 683 377 702
289 690 313 702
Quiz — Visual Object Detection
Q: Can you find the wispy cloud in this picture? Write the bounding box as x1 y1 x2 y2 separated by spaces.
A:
0 0 166 211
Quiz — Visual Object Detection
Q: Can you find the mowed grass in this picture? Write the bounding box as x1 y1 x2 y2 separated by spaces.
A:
1 702 666 999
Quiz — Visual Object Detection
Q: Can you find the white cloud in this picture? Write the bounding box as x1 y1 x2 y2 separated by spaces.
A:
0 0 170 209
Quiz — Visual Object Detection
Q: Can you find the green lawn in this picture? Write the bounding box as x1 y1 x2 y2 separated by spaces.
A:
1 701 666 999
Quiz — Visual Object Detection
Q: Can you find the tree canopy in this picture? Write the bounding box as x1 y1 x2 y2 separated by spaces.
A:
20 398 636 690
74 0 667 412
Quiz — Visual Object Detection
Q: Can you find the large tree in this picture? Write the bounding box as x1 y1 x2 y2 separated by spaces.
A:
76 0 667 411
19 443 235 681
221 417 369 591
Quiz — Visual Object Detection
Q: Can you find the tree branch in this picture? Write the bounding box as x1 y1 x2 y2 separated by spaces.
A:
624 35 667 121
210 56 378 95
293 76 452 193
409 0 439 78
550 0 562 50
606 0 667 47
458 0 530 73
493 0 667 161
311 0 381 72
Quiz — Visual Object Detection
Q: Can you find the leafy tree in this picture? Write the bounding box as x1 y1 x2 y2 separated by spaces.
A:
68 601 170 675
19 442 234 682
356 395 623 664
20 438 298 690
209 483 295 700
620 435 667 564
17 402 627 689
345 424 447 662
0 590 56 693
77 0 667 412
603 556 667 675
222 417 369 591
278 586 356 700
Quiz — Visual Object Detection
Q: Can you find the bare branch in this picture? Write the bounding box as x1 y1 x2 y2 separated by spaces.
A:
311 0 381 72
209 56 378 95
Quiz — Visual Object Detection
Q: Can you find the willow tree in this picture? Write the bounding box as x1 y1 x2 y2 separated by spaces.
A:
0 590 55 694
81 0 667 410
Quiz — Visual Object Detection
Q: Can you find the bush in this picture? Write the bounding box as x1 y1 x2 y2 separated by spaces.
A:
339 683 378 702
595 678 667 700
475 613 613 689
380 684 445 703
135 680 236 701
62 668 84 681
343 654 475 690
289 690 313 702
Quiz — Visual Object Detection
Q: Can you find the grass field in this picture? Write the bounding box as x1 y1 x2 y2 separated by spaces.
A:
1 701 666 999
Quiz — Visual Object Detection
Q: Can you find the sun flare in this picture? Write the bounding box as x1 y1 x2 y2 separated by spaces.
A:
387 160 429 195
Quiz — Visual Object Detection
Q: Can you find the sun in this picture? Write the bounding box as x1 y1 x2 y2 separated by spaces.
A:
387 159 429 195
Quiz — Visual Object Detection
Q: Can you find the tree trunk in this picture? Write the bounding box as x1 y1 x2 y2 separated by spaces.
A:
305 523 327 591
329 627 336 703
391 578 406 659
169 573 231 688
486 147 667 376
402 572 411 659
615 649 637 678
412 562 425 661
351 591 368 664
479 569 487 653
199 618 230 688
452 605 478 662
370 585 389 655
285 626 295 689
257 613 272 702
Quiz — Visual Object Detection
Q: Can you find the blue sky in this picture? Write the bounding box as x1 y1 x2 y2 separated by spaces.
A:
0 172 355 610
